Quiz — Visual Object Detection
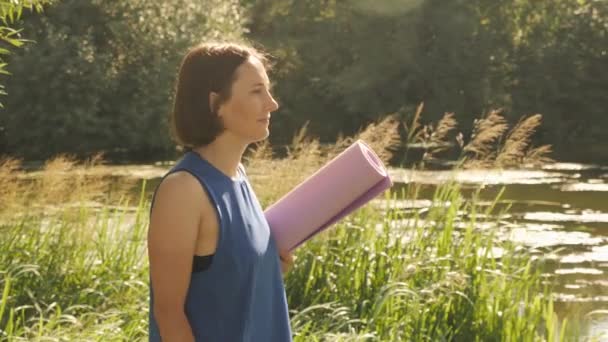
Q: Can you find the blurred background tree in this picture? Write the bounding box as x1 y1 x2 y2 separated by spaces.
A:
1 0 606 163
1 0 245 160
0 0 53 102
248 0 608 163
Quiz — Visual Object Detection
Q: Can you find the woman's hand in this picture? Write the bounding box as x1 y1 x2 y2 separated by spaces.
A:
279 249 295 275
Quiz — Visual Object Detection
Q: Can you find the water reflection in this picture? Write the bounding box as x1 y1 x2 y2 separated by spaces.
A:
555 268 604 275
541 162 602 171
561 245 608 264
389 168 574 185
561 183 608 192
507 226 605 248
523 211 608 223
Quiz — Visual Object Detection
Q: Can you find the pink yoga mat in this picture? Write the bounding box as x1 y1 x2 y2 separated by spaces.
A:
264 139 393 252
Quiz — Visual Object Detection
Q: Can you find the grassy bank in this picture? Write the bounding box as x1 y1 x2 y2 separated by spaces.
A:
0 112 572 341
0 180 568 341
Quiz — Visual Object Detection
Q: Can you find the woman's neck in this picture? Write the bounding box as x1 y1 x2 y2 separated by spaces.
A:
192 135 248 179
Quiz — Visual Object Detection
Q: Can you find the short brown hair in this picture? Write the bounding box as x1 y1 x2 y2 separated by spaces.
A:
170 42 269 148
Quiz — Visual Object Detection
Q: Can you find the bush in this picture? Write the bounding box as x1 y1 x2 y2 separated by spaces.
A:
1 0 245 160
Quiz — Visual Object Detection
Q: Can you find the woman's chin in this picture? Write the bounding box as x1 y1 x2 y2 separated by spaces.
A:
258 130 270 141
249 129 270 143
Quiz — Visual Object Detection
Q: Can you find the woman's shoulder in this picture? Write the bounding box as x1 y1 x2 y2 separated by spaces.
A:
162 170 200 190
154 171 209 209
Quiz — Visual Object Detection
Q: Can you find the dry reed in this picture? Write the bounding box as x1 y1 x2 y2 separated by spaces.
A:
421 112 458 162
0 154 135 218
1 105 552 212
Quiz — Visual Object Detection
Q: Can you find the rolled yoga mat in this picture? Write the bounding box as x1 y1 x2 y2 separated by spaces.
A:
264 139 393 252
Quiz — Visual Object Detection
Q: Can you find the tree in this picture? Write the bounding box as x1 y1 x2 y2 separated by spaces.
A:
0 0 53 104
246 0 608 162
2 0 246 160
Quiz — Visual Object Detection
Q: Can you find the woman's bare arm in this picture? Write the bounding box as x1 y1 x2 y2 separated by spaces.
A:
279 250 295 275
148 172 203 342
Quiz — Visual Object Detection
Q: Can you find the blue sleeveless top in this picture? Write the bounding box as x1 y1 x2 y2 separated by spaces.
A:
149 151 292 342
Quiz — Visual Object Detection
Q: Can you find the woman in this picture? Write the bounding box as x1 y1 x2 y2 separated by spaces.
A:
147 42 293 342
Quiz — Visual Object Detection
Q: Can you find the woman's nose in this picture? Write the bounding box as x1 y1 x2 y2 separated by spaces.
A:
268 94 279 112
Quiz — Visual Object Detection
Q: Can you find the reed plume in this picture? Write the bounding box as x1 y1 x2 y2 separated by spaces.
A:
496 114 549 167
463 110 509 160
354 114 401 164
0 158 24 215
422 112 458 162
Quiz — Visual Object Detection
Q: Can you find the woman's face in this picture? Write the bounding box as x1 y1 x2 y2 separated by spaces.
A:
215 56 279 144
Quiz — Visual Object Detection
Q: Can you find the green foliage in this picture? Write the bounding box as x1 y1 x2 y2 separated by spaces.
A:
286 186 562 341
1 0 245 159
0 0 52 103
248 0 608 162
0 196 150 339
247 0 425 142
1 0 607 162
0 181 566 340
506 0 608 158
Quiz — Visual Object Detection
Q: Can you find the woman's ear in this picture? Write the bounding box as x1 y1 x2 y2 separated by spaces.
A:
209 92 220 116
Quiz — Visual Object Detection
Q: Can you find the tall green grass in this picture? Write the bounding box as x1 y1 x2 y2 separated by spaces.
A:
286 184 567 341
0 178 568 341
0 184 150 341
